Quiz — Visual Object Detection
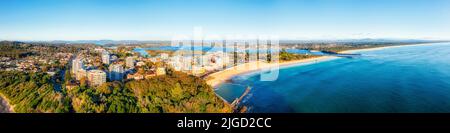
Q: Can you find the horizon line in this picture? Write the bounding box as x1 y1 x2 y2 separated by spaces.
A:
2 38 449 42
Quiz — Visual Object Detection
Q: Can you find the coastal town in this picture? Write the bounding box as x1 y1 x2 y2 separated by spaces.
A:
0 41 227 88
0 40 287 113
2 0 450 131
0 39 443 113
0 39 289 92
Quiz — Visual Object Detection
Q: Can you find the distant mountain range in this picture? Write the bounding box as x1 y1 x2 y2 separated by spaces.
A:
21 40 171 45
1 38 448 45
279 38 447 44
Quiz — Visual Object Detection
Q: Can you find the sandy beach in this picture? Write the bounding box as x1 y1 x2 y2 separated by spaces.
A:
206 56 338 87
340 43 432 54
206 43 432 88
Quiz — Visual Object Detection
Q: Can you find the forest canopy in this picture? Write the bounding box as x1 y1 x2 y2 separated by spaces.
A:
0 71 232 113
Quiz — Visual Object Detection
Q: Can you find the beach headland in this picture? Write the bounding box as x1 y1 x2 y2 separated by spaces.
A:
206 43 432 88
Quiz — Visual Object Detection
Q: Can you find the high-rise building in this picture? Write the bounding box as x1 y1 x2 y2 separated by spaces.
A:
72 58 84 80
87 70 106 86
126 57 135 68
109 64 124 81
102 51 110 65
72 58 83 74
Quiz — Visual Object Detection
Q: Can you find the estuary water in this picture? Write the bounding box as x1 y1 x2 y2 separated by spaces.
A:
215 43 450 113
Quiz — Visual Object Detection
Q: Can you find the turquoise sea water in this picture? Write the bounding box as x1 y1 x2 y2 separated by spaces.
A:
215 43 450 113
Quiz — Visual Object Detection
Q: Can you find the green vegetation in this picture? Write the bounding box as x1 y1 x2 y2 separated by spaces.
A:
0 41 33 58
145 50 174 57
126 71 231 113
279 49 317 61
0 70 232 113
68 81 140 113
0 71 69 112
280 42 429 53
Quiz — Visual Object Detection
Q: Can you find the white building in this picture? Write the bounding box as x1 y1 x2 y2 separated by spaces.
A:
72 58 83 74
169 55 182 71
102 51 110 65
126 57 135 68
136 61 146 67
87 70 106 86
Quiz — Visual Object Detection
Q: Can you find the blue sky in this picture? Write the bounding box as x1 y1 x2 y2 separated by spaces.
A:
0 0 449 40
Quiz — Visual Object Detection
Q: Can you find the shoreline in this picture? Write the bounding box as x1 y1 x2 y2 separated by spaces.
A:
206 56 337 87
0 93 14 113
206 43 433 88
339 43 433 54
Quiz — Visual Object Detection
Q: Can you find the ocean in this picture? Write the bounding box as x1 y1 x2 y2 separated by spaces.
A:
215 43 450 113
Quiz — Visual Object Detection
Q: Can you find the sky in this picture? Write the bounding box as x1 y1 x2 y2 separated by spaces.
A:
0 0 450 40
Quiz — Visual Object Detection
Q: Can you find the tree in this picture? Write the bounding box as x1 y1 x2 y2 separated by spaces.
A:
97 83 112 95
64 69 72 83
79 77 87 87
170 83 184 102
0 70 231 113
